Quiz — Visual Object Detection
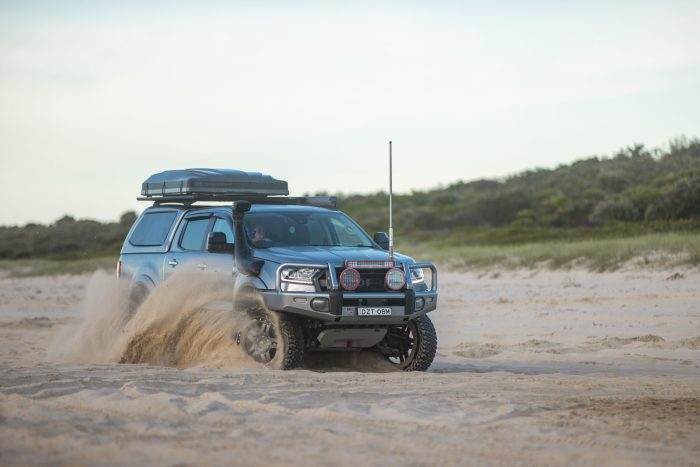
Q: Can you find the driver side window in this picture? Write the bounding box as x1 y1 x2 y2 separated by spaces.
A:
212 218 234 244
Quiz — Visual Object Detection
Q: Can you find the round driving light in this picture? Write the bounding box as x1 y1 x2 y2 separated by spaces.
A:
414 297 425 311
339 268 361 291
385 268 406 291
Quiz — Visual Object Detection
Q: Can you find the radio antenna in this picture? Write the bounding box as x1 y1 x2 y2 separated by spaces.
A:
389 141 394 259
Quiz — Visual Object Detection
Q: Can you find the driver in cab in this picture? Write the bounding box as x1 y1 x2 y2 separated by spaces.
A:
250 223 270 247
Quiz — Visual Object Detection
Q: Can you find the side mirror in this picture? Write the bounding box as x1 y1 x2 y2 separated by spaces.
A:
207 232 234 253
374 232 390 250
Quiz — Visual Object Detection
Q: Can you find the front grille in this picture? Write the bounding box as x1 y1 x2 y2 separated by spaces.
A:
336 267 391 292
319 267 406 292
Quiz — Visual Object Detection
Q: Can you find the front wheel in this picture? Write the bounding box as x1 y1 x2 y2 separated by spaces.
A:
237 307 304 370
375 315 437 371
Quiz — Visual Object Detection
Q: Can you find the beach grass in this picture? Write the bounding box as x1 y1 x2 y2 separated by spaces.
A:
402 232 700 271
0 256 117 278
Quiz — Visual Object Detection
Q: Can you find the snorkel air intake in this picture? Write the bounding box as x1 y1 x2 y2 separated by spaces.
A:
232 201 264 276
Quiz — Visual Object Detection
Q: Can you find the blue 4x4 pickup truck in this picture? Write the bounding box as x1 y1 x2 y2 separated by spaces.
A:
118 169 438 370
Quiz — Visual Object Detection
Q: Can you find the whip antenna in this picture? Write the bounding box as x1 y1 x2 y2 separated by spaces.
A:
389 141 394 259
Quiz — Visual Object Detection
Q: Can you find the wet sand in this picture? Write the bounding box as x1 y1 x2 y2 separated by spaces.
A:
1 269 699 466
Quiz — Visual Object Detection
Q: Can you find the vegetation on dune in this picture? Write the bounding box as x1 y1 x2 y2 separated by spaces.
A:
336 136 700 234
0 137 698 274
0 212 137 260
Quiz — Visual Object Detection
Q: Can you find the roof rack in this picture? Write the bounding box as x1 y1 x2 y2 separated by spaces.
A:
138 168 336 209
143 194 337 209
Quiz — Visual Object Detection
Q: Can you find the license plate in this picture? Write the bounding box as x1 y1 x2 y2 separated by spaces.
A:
357 307 392 316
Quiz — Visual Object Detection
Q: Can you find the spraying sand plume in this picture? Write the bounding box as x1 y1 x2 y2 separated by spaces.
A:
50 268 260 369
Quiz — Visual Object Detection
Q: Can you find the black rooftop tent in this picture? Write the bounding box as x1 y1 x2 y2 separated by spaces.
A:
138 168 336 208
139 168 289 200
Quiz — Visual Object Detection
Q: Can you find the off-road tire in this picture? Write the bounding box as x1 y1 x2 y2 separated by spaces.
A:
405 314 437 371
275 312 305 370
379 314 437 371
241 306 304 370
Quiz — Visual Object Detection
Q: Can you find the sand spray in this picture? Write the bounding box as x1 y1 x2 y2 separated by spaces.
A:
49 267 264 368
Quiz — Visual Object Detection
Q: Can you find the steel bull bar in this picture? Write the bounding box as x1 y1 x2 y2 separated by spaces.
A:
261 262 438 324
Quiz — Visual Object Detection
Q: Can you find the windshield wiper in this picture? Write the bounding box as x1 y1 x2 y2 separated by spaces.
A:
308 244 370 247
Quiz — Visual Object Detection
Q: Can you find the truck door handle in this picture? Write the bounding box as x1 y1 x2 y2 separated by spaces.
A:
168 259 178 267
198 263 208 270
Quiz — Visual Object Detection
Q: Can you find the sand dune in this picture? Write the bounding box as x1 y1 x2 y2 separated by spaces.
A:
1 268 699 465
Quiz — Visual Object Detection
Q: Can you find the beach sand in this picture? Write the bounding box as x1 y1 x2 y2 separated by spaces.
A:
1 268 698 466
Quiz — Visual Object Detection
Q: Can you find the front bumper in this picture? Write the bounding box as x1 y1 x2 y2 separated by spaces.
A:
261 262 438 324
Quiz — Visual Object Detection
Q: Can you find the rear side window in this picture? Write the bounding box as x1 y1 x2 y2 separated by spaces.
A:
129 211 178 246
180 217 211 251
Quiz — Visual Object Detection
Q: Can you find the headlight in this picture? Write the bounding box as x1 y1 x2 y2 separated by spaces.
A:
280 267 321 284
410 267 425 284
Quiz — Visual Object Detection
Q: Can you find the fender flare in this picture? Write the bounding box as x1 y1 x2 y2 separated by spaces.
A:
232 274 267 309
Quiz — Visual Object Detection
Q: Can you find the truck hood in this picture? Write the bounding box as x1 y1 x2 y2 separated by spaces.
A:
253 246 413 266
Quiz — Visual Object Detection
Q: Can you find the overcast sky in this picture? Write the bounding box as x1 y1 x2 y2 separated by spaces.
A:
1 0 699 225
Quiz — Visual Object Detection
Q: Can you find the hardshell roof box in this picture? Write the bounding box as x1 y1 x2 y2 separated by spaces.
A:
140 168 289 200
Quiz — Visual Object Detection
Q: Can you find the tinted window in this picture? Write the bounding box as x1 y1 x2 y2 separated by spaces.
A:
307 216 328 246
243 211 373 248
212 218 234 243
329 217 367 246
180 218 211 250
129 211 178 246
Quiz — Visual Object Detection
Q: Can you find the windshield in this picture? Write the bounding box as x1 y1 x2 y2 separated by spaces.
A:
243 211 374 248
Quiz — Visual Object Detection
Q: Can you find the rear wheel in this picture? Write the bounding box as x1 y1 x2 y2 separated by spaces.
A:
237 307 304 369
376 315 437 371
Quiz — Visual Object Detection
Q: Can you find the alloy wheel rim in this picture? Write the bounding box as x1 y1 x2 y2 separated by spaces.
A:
243 320 278 363
387 322 418 368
